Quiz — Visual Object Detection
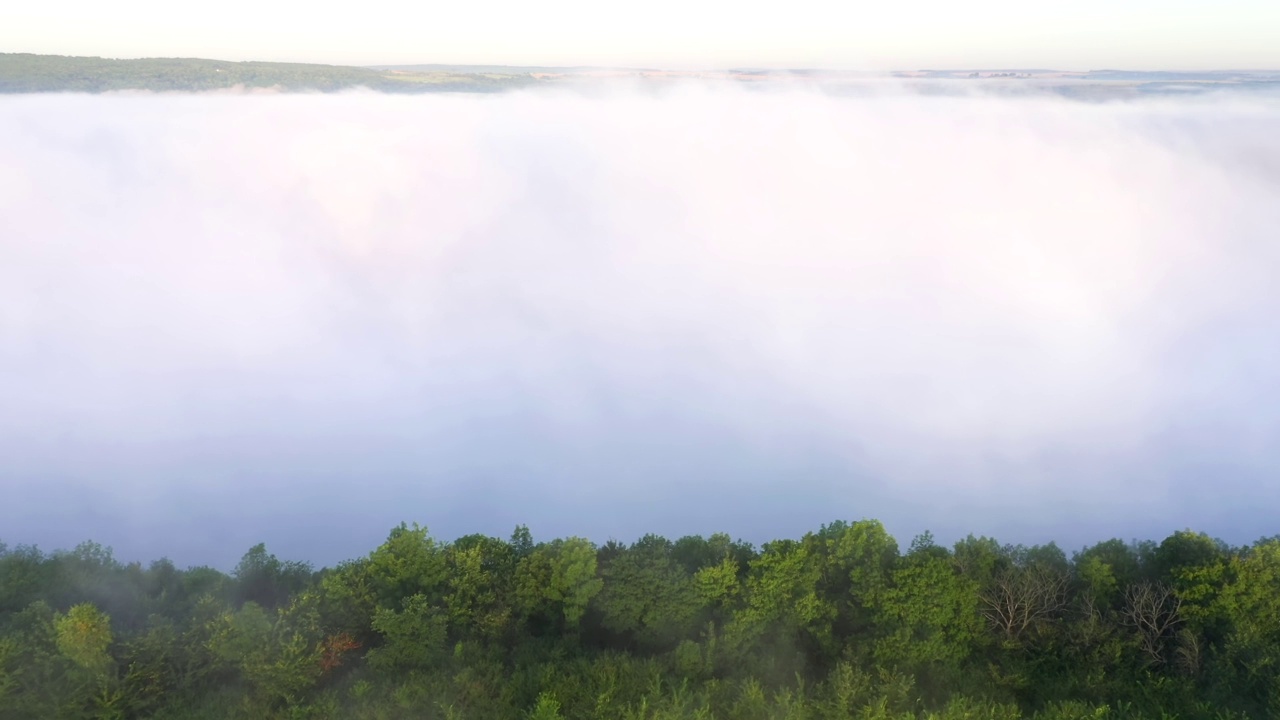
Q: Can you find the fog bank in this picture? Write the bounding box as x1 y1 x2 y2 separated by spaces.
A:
2 87 1278 568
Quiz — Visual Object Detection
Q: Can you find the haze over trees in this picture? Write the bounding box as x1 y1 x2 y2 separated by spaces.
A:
2 522 1278 719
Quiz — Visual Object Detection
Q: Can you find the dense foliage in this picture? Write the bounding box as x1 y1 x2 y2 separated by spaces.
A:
0 53 541 93
2 522 1278 719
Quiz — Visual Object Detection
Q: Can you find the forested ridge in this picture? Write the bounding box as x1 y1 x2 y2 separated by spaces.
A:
0 53 540 93
2 521 1279 719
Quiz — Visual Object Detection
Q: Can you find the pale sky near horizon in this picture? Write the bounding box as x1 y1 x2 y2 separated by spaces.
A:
4 0 1280 70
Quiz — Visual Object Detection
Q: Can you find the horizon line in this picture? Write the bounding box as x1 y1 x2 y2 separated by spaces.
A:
5 52 1280 76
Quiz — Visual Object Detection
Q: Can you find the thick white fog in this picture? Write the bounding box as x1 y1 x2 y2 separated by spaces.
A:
1 86 1279 568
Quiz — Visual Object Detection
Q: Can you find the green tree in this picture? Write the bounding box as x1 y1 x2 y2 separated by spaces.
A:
366 523 448 611
527 690 565 720
232 544 312 610
445 536 516 644
593 534 701 651
874 542 981 677
548 538 604 632
55 603 113 675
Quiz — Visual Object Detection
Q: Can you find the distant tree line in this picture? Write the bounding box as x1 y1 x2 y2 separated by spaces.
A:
0 53 541 93
2 521 1278 719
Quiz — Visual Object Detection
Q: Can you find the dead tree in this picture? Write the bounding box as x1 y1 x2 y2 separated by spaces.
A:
1120 581 1184 665
980 565 1070 643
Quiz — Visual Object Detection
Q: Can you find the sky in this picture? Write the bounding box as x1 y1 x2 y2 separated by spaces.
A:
2 86 1279 569
3 0 1280 70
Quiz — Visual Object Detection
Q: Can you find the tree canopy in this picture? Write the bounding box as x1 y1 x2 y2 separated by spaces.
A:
1 521 1276 719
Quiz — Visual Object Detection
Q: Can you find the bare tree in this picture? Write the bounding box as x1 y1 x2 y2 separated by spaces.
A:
980 565 1069 642
1120 581 1184 665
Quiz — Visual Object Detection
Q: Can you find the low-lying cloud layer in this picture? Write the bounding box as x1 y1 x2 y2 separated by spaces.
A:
2 86 1278 568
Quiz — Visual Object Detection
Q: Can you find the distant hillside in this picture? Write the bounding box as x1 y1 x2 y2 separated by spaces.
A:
0 53 543 93
4 53 1277 96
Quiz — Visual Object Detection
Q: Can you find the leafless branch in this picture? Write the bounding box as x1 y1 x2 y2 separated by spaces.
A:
980 565 1069 642
1120 581 1184 665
